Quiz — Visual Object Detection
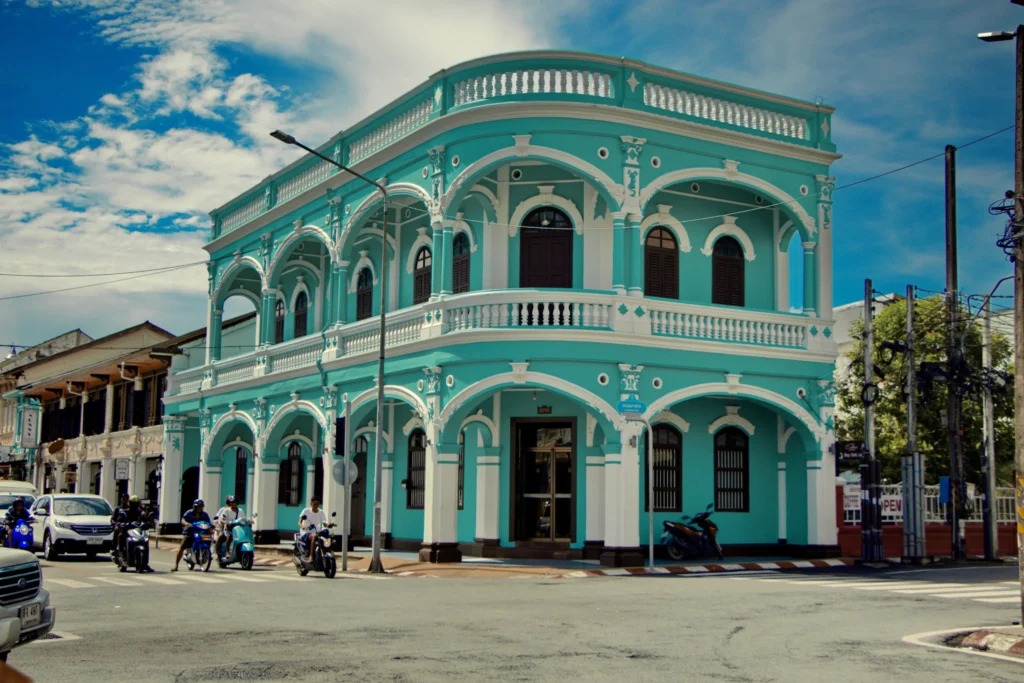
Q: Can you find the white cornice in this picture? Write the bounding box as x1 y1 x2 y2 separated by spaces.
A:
206 101 841 254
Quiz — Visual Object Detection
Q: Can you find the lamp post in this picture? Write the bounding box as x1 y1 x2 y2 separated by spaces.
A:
269 130 389 573
977 8 1023 623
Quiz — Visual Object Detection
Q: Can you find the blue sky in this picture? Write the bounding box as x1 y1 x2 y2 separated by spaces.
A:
0 0 1020 347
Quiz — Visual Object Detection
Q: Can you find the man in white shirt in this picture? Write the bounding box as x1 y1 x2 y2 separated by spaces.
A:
215 496 245 560
298 495 328 563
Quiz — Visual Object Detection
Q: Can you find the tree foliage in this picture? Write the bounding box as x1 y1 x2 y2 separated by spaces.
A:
835 295 1015 485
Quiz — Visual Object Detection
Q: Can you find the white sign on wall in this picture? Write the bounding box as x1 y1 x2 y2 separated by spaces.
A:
18 409 39 448
843 485 861 510
114 459 130 481
880 495 902 517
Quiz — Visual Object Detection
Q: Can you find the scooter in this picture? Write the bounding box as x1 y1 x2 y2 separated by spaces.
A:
3 517 34 551
182 520 214 572
291 511 337 579
660 503 724 561
216 514 256 571
112 520 152 573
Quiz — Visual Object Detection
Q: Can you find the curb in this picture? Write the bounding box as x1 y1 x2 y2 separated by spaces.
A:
961 630 1024 658
904 626 1024 666
561 558 853 578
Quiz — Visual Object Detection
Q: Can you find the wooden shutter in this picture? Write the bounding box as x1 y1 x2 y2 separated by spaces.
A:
453 253 470 294
728 260 744 306
277 456 290 504
645 248 662 298
314 456 324 502
413 268 430 304
356 286 372 321
663 250 678 299
293 292 308 338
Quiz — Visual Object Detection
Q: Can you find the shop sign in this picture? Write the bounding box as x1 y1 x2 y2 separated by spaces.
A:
17 410 39 448
114 458 130 481
843 485 861 510
880 495 902 516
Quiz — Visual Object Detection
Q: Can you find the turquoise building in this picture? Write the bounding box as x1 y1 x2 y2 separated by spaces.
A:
160 51 841 566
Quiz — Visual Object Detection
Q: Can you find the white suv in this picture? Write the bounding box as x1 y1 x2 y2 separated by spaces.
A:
30 495 114 560
0 548 55 661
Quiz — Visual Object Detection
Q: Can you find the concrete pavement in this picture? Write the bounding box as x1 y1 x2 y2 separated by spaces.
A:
9 552 1023 682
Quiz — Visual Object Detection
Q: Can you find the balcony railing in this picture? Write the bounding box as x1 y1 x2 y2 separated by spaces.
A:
167 290 835 397
842 483 1017 525
210 52 835 240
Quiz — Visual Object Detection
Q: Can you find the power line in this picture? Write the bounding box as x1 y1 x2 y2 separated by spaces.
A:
0 261 207 278
0 263 199 302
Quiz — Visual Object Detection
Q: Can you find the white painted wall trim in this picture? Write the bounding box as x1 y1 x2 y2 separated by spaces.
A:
508 185 585 236
460 410 498 447
405 227 434 274
777 414 796 454
354 422 392 451
263 399 329 441
652 411 690 434
267 224 335 283
288 277 311 312
402 415 425 436
213 256 266 305
453 217 478 253
640 205 691 252
700 216 756 261
708 406 755 436
349 384 428 421
348 250 378 293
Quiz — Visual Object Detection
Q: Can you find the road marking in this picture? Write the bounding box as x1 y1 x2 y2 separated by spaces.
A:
254 572 304 581
172 573 227 584
812 581 885 587
975 596 1022 603
94 577 142 587
897 585 1011 596
849 582 935 591
936 590 1021 599
45 578 95 589
132 575 186 586
217 573 269 583
887 583 981 593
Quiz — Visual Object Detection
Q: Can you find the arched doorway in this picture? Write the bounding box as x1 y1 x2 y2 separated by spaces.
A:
519 207 573 288
180 466 199 516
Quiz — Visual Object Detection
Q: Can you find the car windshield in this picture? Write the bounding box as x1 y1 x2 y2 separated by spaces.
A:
54 498 112 516
0 494 36 509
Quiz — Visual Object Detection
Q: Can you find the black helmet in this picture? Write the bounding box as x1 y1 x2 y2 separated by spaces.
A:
225 495 237 504
12 497 24 507
193 498 205 508
129 495 140 505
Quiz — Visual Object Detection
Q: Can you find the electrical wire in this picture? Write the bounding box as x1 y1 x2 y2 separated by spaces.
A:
0 261 208 278
0 263 199 302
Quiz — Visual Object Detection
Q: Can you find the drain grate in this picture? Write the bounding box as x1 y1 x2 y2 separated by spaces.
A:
38 633 63 641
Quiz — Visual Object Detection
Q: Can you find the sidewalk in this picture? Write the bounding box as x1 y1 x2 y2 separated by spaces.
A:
959 627 1024 659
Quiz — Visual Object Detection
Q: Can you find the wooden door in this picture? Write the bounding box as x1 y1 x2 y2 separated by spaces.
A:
520 228 573 288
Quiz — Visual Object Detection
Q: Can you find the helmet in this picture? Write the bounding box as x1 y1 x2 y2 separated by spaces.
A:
12 497 24 507
193 498 205 508
225 495 237 504
129 495 140 505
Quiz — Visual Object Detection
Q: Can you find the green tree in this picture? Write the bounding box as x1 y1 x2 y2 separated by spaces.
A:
835 295 1015 485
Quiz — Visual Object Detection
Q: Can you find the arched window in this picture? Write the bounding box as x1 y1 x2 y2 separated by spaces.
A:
645 425 682 512
278 442 304 507
274 299 285 343
407 430 426 509
293 290 308 339
413 247 432 304
714 427 749 512
356 268 373 321
233 447 248 504
520 207 573 288
712 236 745 307
644 227 679 299
452 232 470 294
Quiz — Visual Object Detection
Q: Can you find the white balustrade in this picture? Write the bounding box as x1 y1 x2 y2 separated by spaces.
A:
452 68 614 107
220 193 265 234
267 337 323 374
215 358 257 385
276 159 334 203
648 304 809 349
348 97 433 163
643 82 809 142
444 291 614 331
335 308 426 358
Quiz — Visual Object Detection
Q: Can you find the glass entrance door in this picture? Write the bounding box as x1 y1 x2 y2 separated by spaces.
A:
516 424 574 541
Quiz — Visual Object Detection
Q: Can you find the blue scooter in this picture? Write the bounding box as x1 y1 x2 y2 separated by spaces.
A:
216 514 256 571
182 521 214 572
3 518 34 551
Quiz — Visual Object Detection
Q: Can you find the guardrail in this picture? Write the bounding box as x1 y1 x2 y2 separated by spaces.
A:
211 52 835 240
167 290 833 397
842 483 1016 525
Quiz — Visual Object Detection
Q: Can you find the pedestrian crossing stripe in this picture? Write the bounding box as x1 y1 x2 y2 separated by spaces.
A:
172 573 226 584
896 585 1011 595
94 577 140 587
936 590 1021 599
133 575 185 586
976 596 1022 603
45 578 95 589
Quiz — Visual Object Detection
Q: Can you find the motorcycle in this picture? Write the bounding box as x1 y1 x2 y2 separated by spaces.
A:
660 503 724 561
112 520 151 573
216 514 256 571
2 517 35 551
291 511 337 578
182 520 214 572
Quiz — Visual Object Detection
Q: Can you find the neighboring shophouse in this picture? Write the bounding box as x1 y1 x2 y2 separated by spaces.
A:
2 323 175 505
0 330 93 480
162 51 842 566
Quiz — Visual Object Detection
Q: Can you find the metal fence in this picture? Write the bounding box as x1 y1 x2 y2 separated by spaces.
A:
842 483 1016 525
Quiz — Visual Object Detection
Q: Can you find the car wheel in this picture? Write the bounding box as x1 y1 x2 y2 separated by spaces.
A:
43 532 60 561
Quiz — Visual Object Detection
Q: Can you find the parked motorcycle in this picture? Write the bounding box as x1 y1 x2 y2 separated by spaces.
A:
182 520 214 572
216 514 256 571
291 512 337 578
660 503 724 561
2 517 35 551
112 520 151 573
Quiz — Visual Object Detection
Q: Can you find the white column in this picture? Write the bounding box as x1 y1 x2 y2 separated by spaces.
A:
104 384 115 434
777 461 787 542
585 454 605 544
74 457 87 495
130 455 147 499
806 449 837 547
304 460 315 508
98 458 116 507
200 465 222 506
254 462 279 534
474 447 500 542
420 434 461 562
380 460 393 535
601 423 642 566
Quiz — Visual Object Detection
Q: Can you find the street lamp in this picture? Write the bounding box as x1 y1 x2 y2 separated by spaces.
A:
270 130 390 573
977 12 1024 625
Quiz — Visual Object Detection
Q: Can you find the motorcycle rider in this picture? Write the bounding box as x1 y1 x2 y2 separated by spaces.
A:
111 495 153 572
214 495 245 560
3 497 32 548
297 496 328 564
173 499 212 572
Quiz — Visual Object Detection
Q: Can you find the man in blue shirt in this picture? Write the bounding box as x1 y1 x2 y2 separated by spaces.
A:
173 499 212 572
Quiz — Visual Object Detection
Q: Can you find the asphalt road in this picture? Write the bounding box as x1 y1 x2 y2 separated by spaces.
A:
10 549 1023 682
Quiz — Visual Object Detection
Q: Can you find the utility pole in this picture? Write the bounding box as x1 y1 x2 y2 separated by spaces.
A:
981 298 997 561
902 285 925 562
944 144 965 561
862 279 882 562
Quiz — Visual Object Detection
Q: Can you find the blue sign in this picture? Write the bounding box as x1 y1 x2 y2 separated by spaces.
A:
938 477 951 504
616 398 647 414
